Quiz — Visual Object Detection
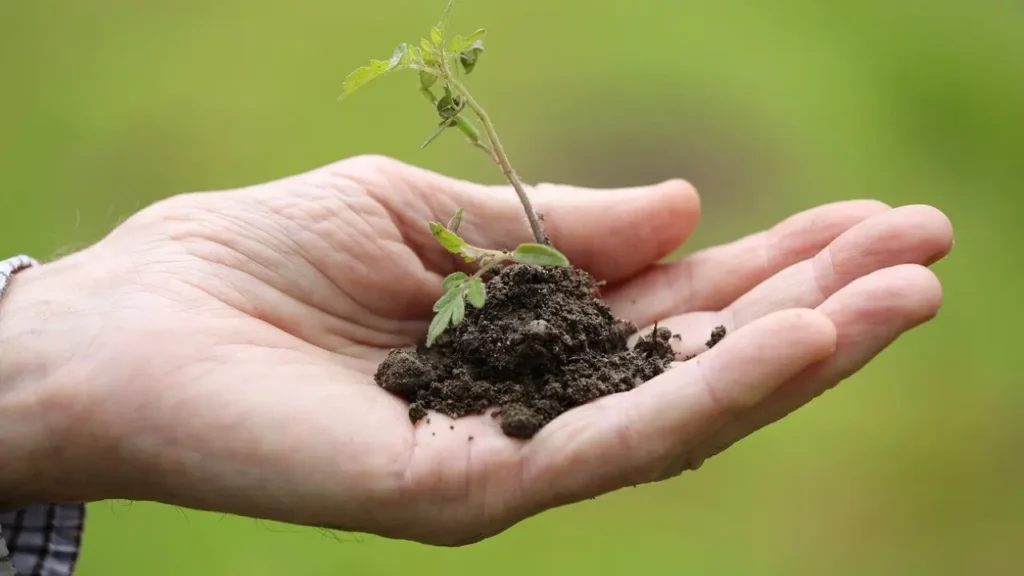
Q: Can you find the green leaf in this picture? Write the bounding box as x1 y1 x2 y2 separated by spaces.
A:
419 69 438 89
339 43 429 100
421 41 440 67
449 29 486 53
433 287 462 312
467 277 487 308
428 221 494 262
512 243 571 267
339 59 391 100
430 26 444 47
450 293 466 325
426 304 454 347
447 208 464 232
442 271 468 290
429 221 467 254
435 85 463 119
458 40 485 74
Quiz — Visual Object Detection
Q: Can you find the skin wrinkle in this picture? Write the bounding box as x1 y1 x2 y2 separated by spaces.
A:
156 364 375 508
329 159 436 261
524 400 632 506
369 183 456 274
309 190 409 313
168 198 416 352
812 243 838 304
266 189 385 314
662 257 697 319
321 163 457 317
347 157 526 268
177 233 394 354
212 194 348 317
694 356 729 419
762 227 780 286
318 204 436 330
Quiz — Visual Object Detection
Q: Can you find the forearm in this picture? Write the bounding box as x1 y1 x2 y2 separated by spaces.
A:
0 256 91 574
0 259 83 509
1 261 50 508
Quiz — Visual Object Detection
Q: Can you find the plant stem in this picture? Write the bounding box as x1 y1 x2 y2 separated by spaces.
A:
441 69 548 245
472 252 511 278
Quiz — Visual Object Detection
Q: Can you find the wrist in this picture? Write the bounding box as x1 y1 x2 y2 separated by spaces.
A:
0 256 96 508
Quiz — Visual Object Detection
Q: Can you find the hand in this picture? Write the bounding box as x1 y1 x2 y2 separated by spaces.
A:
0 155 952 545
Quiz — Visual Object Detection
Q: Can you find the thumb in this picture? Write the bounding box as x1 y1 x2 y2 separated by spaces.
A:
523 180 702 284
382 157 702 285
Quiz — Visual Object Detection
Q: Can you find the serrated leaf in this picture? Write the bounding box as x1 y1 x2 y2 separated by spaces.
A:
429 221 467 254
450 29 486 53
447 208 464 232
339 43 430 100
340 59 391 99
426 304 454 347
421 40 440 67
467 277 486 308
450 294 466 325
442 271 469 290
433 287 462 312
512 243 571 267
430 26 444 47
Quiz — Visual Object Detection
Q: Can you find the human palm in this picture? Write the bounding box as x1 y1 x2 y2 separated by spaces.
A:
6 155 952 546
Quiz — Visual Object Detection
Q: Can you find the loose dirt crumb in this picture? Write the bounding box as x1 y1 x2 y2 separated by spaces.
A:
706 325 727 348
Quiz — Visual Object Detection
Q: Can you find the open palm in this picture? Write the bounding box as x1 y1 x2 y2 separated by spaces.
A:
28 155 950 546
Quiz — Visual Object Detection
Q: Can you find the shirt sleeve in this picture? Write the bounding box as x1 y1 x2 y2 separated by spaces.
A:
0 503 85 576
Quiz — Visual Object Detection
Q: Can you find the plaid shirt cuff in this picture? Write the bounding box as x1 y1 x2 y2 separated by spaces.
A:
0 504 85 576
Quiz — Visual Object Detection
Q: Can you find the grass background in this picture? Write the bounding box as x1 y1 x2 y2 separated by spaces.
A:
1 0 1020 574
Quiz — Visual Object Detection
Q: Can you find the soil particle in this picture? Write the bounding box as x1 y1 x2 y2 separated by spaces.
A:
375 263 682 438
706 325 727 348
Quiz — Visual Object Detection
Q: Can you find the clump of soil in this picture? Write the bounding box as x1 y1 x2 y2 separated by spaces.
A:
374 263 716 439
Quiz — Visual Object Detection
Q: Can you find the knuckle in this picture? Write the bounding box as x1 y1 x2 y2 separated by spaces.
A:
341 153 405 174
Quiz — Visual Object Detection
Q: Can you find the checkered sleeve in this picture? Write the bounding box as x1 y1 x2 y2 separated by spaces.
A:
0 504 85 576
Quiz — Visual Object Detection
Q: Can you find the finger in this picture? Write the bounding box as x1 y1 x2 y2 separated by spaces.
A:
650 204 954 358
467 180 703 284
521 308 837 510
608 200 892 327
686 264 943 468
354 156 703 285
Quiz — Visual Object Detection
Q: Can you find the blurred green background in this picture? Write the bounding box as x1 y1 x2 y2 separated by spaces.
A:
1 0 1020 574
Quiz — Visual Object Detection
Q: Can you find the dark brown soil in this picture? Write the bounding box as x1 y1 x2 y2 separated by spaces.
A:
374 263 724 439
